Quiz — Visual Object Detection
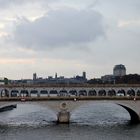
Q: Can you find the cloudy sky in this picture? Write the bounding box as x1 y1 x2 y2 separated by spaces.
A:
0 0 140 79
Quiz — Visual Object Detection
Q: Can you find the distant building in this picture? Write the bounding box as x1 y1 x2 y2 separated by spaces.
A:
55 73 57 79
0 77 8 85
113 64 126 77
101 75 115 84
33 73 37 80
83 72 86 79
31 72 87 85
10 71 87 85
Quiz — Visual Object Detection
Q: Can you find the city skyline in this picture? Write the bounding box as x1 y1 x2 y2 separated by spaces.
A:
1 64 131 81
0 0 140 79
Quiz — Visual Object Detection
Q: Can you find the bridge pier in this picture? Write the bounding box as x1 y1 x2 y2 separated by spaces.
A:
57 102 70 123
57 111 70 123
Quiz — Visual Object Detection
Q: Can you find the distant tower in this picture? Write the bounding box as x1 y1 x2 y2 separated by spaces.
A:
33 73 37 80
55 73 57 79
83 71 86 79
113 64 126 77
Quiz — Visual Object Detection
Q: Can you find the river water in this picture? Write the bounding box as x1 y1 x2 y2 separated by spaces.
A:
0 102 140 140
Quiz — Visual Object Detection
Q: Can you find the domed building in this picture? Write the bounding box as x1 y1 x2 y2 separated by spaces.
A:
113 64 126 77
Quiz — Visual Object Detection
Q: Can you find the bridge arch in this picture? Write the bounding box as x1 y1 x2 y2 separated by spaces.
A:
69 90 78 96
49 90 58 96
30 90 39 97
88 90 97 96
127 89 135 96
20 90 29 97
40 90 48 97
79 90 87 96
137 90 140 96
117 89 126 96
98 89 106 96
0 89 9 97
58 89 69 97
108 89 116 96
11 90 19 97
70 101 140 124
117 103 140 123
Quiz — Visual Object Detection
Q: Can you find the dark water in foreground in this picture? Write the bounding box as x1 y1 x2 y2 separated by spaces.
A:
0 102 140 140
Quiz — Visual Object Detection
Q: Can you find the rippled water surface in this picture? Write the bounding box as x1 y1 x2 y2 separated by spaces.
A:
0 102 140 140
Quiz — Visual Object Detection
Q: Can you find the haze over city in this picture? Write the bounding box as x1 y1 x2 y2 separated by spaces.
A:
0 0 140 79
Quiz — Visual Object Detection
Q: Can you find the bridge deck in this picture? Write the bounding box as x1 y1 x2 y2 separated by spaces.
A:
0 96 139 101
0 84 140 88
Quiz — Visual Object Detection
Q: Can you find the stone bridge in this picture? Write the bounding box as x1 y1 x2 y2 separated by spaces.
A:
0 84 140 124
0 84 140 97
0 97 140 124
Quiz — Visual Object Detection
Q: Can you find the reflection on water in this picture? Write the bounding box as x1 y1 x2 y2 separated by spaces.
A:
0 102 140 140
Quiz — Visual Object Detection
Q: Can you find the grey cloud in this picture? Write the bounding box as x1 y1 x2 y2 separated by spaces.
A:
0 0 28 8
0 0 57 8
97 0 140 19
12 8 105 49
